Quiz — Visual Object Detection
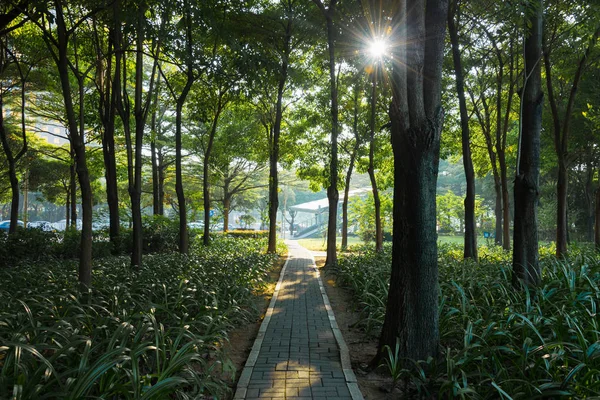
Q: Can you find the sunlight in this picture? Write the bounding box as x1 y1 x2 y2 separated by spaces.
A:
367 38 388 58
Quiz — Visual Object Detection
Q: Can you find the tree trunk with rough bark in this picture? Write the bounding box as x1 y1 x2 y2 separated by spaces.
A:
448 1 477 260
375 0 448 365
596 185 600 250
368 66 383 252
267 17 292 254
342 85 361 251
52 1 94 286
321 5 340 267
512 0 542 288
203 100 223 246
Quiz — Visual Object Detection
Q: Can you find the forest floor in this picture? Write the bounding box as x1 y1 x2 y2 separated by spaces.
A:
314 256 402 400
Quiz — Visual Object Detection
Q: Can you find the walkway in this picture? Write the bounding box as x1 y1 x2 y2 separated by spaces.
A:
234 241 363 400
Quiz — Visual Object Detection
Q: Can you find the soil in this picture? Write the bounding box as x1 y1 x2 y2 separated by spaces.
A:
221 253 287 399
314 256 403 400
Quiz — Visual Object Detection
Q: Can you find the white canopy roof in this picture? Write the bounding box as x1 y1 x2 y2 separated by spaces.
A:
289 188 372 214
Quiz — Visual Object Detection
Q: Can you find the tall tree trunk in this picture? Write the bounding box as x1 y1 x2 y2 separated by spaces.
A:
324 11 339 266
52 0 93 286
448 1 477 260
175 96 190 253
375 0 447 365
174 9 194 254
512 0 542 287
130 8 146 267
368 66 383 252
151 98 160 215
544 24 600 258
223 195 231 232
65 191 70 226
0 113 20 234
70 160 77 227
596 184 600 250
267 18 292 254
556 161 568 256
99 7 120 245
0 62 27 234
342 85 361 251
202 101 223 246
494 179 502 245
158 153 165 215
342 143 358 251
584 156 595 242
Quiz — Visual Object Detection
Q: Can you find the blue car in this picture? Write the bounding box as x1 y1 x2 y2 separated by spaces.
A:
0 220 25 231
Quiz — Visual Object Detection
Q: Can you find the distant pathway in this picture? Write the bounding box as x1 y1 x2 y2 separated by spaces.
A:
234 241 363 400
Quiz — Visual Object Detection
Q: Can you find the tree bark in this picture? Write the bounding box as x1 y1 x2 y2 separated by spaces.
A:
70 159 77 228
0 53 27 235
375 0 447 365
267 17 292 254
544 24 600 258
174 9 194 254
52 0 93 286
368 66 383 252
584 156 595 242
512 0 542 288
0 108 21 235
202 99 223 246
130 7 146 267
342 141 359 251
596 184 600 250
323 6 339 267
223 195 231 232
448 1 477 260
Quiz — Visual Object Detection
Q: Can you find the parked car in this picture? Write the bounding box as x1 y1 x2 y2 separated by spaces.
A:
188 221 205 230
0 220 25 231
51 219 82 231
27 221 54 231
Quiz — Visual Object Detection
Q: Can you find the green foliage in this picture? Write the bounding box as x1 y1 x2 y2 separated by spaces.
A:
348 193 393 243
0 237 283 399
211 230 268 240
334 244 600 398
0 217 188 267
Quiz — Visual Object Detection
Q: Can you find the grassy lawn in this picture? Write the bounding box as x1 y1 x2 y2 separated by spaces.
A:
298 235 489 251
297 236 363 251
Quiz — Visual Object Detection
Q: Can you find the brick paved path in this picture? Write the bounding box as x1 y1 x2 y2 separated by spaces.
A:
234 241 363 400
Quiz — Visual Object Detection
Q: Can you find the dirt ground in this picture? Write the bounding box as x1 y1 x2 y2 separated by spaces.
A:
314 256 402 400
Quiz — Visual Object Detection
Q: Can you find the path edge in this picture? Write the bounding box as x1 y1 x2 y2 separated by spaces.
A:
233 247 291 400
308 248 365 400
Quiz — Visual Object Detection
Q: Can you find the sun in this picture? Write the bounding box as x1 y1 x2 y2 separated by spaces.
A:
367 39 388 58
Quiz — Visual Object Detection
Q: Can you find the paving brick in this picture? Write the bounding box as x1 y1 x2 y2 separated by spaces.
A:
234 242 363 399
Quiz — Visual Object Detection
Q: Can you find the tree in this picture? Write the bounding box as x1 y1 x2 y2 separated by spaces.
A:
157 0 206 254
92 4 120 247
0 38 29 234
114 1 159 266
30 0 100 286
376 0 448 364
312 0 339 267
542 0 600 257
448 0 477 260
512 0 543 287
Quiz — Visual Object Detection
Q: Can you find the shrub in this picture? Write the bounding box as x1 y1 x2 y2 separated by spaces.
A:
333 243 600 398
0 237 284 398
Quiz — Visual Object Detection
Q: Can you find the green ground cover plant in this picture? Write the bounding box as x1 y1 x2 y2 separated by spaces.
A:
0 237 284 399
333 243 600 398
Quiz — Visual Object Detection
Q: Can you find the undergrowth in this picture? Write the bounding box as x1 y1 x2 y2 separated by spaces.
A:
0 237 285 399
334 242 600 398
